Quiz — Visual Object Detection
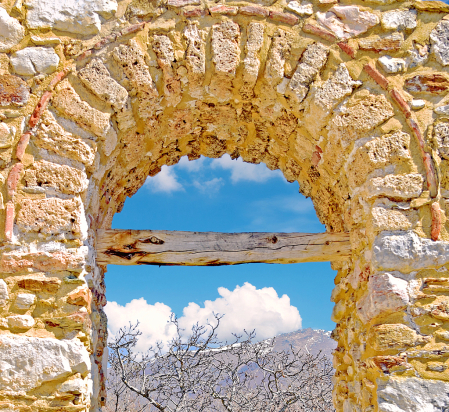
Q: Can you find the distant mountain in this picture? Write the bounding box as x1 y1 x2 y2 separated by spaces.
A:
273 328 336 359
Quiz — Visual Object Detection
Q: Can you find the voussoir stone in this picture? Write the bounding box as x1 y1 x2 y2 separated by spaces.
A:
24 0 118 35
78 59 128 110
431 20 449 67
0 335 90 391
373 231 449 272
10 47 60 76
0 7 25 52
377 377 449 412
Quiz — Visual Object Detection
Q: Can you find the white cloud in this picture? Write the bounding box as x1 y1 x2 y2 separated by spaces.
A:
145 165 184 193
106 283 302 349
193 177 224 194
105 298 177 352
178 155 206 172
211 155 283 183
180 283 302 342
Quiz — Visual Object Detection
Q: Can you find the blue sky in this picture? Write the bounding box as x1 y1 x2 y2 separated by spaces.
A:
105 155 336 347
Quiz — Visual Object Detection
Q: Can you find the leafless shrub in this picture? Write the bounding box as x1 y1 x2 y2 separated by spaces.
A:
106 314 334 412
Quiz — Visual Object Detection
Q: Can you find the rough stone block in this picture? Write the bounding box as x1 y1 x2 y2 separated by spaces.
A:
0 122 15 149
371 207 417 232
24 160 88 195
433 121 449 160
377 377 449 412
10 47 59 76
0 7 24 52
0 279 8 307
0 335 90 391
357 273 409 323
373 231 449 272
431 20 449 67
378 56 406 74
7 314 35 331
316 5 379 40
14 293 36 310
381 9 417 31
16 198 85 239
368 324 428 351
212 21 240 76
17 274 61 293
24 0 118 35
0 74 30 107
359 33 404 52
286 1 313 16
366 174 423 200
34 112 95 166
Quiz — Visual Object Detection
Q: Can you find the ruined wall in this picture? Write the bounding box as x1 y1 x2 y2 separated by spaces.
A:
0 0 449 410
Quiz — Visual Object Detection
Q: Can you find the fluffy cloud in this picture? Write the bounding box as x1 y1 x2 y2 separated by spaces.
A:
211 155 284 183
105 298 177 352
144 165 184 193
105 283 302 349
178 155 206 172
193 177 224 194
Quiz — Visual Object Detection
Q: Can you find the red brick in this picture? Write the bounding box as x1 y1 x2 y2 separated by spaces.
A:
15 132 31 161
29 91 52 129
269 11 299 25
239 6 269 17
0 74 30 107
337 42 356 59
431 202 442 241
302 23 337 43
7 163 23 199
311 151 321 167
390 88 411 118
423 152 438 198
209 5 238 15
364 64 389 90
76 49 93 61
47 67 71 91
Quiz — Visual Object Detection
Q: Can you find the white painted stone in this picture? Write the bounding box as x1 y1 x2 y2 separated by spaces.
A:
357 273 409 323
7 314 35 330
0 7 25 52
373 231 449 273
0 123 15 149
381 9 417 31
378 56 406 74
0 335 90 391
0 279 8 307
435 105 449 116
316 5 379 40
285 1 313 16
24 0 118 35
431 20 449 67
10 47 60 76
410 99 425 110
377 377 449 412
14 293 36 310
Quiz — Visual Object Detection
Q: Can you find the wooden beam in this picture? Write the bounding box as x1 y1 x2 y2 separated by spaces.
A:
96 230 351 266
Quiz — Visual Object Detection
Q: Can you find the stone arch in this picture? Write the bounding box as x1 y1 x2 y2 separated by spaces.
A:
2 1 449 411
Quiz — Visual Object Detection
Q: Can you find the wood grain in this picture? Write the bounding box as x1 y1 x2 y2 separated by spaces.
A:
96 230 352 266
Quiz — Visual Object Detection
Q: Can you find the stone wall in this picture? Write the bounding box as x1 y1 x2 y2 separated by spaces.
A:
0 0 449 410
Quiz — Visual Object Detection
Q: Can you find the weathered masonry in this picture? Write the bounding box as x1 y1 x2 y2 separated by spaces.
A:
1 0 449 410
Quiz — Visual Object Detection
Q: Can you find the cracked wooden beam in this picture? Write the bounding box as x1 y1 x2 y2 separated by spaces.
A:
96 229 352 266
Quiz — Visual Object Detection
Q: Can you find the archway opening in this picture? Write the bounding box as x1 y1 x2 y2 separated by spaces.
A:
105 154 337 345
